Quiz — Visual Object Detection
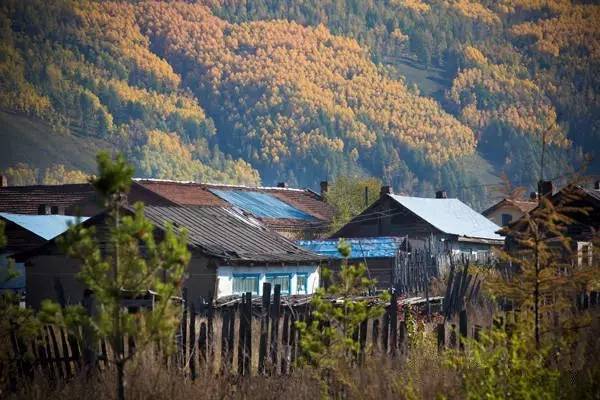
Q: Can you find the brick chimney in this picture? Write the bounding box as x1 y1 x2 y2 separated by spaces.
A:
38 204 51 215
0 175 7 187
320 180 328 196
537 180 553 197
380 185 392 198
277 182 288 188
435 190 447 199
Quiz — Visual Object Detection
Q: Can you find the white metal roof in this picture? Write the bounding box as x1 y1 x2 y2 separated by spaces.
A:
0 212 88 240
388 194 504 242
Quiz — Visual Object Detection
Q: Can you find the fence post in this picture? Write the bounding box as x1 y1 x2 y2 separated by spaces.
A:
81 289 97 374
199 322 207 368
359 319 368 364
437 323 445 350
372 319 380 353
269 284 281 374
390 291 398 356
459 310 468 351
258 282 271 374
281 310 290 374
181 288 188 368
382 308 389 354
237 295 246 375
221 308 231 372
244 292 252 376
189 303 197 380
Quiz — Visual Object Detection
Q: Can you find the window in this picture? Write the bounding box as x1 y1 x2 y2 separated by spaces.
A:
232 274 259 295
577 242 593 267
501 213 513 226
265 273 291 295
296 273 308 294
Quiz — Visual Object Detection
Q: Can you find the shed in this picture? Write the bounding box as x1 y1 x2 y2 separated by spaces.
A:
297 237 407 290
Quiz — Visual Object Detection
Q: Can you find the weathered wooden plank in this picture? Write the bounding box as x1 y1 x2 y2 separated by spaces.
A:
189 303 197 380
258 282 271 375
281 310 290 374
270 284 281 374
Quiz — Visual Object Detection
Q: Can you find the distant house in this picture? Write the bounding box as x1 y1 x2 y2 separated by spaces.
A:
332 188 504 260
297 236 407 290
0 179 335 240
0 212 87 294
0 180 174 216
505 181 600 265
133 179 335 240
482 198 537 226
18 205 323 309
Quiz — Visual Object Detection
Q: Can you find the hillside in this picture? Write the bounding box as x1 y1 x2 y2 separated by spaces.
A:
1 0 598 208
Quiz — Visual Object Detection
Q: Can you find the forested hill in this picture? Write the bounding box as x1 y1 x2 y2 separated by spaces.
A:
1 0 598 209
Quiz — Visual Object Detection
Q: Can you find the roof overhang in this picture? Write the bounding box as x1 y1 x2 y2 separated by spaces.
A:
457 236 504 246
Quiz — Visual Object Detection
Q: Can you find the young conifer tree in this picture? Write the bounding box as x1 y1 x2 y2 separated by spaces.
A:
296 239 388 395
491 184 597 348
42 152 190 400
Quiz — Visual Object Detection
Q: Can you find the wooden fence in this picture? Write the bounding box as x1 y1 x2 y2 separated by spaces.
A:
7 283 486 389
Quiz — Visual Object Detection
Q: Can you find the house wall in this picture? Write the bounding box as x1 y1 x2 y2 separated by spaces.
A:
184 255 217 302
26 255 85 309
485 205 524 226
325 258 394 290
25 254 218 309
216 265 319 298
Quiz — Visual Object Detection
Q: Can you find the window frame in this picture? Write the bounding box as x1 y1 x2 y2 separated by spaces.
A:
232 273 260 295
501 213 513 226
265 273 292 295
296 273 309 294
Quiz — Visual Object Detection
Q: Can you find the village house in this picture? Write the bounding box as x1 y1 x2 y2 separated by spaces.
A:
18 205 323 309
505 181 600 266
0 178 334 240
0 212 86 294
131 179 334 240
482 196 537 226
332 187 504 260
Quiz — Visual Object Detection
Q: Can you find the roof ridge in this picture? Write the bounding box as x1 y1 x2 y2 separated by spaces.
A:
134 178 308 192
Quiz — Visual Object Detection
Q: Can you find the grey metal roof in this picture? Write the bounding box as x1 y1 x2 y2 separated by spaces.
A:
388 194 504 242
142 206 323 264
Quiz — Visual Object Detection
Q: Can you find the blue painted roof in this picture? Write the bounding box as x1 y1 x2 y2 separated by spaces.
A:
296 237 404 259
388 194 504 241
210 189 315 220
0 212 88 240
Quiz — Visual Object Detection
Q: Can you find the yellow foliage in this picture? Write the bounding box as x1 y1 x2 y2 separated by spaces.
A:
42 165 89 185
137 2 476 166
509 4 600 59
391 0 432 13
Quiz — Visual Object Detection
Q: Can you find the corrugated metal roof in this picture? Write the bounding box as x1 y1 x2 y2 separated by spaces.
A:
297 237 404 259
0 212 88 240
210 189 315 220
142 206 323 264
388 195 504 241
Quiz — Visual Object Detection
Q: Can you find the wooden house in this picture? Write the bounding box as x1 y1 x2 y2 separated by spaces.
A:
0 212 87 294
332 188 504 260
132 179 334 240
18 205 323 309
482 197 537 226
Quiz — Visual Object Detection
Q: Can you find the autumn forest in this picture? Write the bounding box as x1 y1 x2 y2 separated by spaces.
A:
1 0 598 208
